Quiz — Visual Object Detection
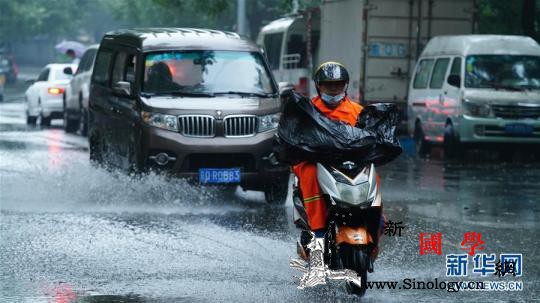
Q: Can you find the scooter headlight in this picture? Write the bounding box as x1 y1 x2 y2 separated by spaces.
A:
335 182 370 205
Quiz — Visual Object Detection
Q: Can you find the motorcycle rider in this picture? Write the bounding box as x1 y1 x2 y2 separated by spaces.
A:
292 61 384 283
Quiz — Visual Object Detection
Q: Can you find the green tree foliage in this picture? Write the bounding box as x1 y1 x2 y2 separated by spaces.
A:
105 0 320 38
105 0 235 30
0 0 327 44
478 0 540 41
0 0 92 41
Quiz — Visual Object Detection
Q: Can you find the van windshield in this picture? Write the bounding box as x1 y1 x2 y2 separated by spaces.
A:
465 55 540 90
143 50 277 96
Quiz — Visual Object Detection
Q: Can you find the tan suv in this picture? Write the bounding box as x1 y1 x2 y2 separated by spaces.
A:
88 28 289 203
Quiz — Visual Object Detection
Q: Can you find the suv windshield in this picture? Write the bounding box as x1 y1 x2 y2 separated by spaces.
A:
143 50 277 95
465 55 540 90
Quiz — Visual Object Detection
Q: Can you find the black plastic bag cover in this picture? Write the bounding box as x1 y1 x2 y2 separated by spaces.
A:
274 92 402 166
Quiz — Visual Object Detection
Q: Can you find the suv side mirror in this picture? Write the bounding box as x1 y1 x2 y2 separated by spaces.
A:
113 81 132 97
63 67 73 75
447 75 461 88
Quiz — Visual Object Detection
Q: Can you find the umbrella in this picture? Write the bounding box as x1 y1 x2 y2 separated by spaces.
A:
54 40 86 58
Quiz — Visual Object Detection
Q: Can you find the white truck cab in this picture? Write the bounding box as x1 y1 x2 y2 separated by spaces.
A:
257 11 320 97
408 35 540 157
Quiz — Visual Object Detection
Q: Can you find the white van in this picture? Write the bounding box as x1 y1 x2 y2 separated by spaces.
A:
408 35 540 157
63 44 99 136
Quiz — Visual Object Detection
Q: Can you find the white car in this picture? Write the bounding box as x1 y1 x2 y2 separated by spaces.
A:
25 63 77 126
63 44 98 135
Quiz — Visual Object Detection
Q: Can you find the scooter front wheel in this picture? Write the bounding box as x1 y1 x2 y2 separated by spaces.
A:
339 244 370 296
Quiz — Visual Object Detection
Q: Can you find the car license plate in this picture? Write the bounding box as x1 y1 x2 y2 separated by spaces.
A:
199 168 241 184
504 123 533 136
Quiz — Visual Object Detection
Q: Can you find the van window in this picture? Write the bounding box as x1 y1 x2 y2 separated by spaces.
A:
77 48 97 74
263 33 283 70
92 49 113 85
413 59 434 89
429 58 450 89
285 34 306 69
450 57 461 76
465 55 540 89
77 51 91 74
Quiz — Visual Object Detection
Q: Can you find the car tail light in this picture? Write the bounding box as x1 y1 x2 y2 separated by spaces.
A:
48 87 64 95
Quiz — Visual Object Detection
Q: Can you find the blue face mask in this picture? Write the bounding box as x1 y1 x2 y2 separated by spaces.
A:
320 93 345 107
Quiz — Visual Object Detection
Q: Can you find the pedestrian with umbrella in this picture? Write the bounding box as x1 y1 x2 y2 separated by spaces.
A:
54 40 85 65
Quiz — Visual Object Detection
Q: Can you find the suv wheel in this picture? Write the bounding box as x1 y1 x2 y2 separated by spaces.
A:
414 122 431 158
89 133 104 165
127 139 145 173
264 178 289 204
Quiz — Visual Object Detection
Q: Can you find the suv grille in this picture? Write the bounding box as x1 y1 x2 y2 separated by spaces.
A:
492 104 540 119
224 115 258 137
178 115 215 137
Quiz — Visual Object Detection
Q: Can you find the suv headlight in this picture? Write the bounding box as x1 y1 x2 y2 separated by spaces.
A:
463 99 491 117
141 111 178 131
258 113 281 132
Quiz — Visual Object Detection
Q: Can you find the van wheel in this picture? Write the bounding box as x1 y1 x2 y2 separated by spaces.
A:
63 108 78 133
78 95 88 137
444 123 462 160
264 178 289 204
414 122 431 157
79 108 88 137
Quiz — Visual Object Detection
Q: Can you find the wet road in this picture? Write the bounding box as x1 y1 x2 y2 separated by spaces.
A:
1 77 539 302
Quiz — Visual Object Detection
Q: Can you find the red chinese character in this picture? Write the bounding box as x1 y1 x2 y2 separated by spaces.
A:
461 232 484 256
419 232 442 255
